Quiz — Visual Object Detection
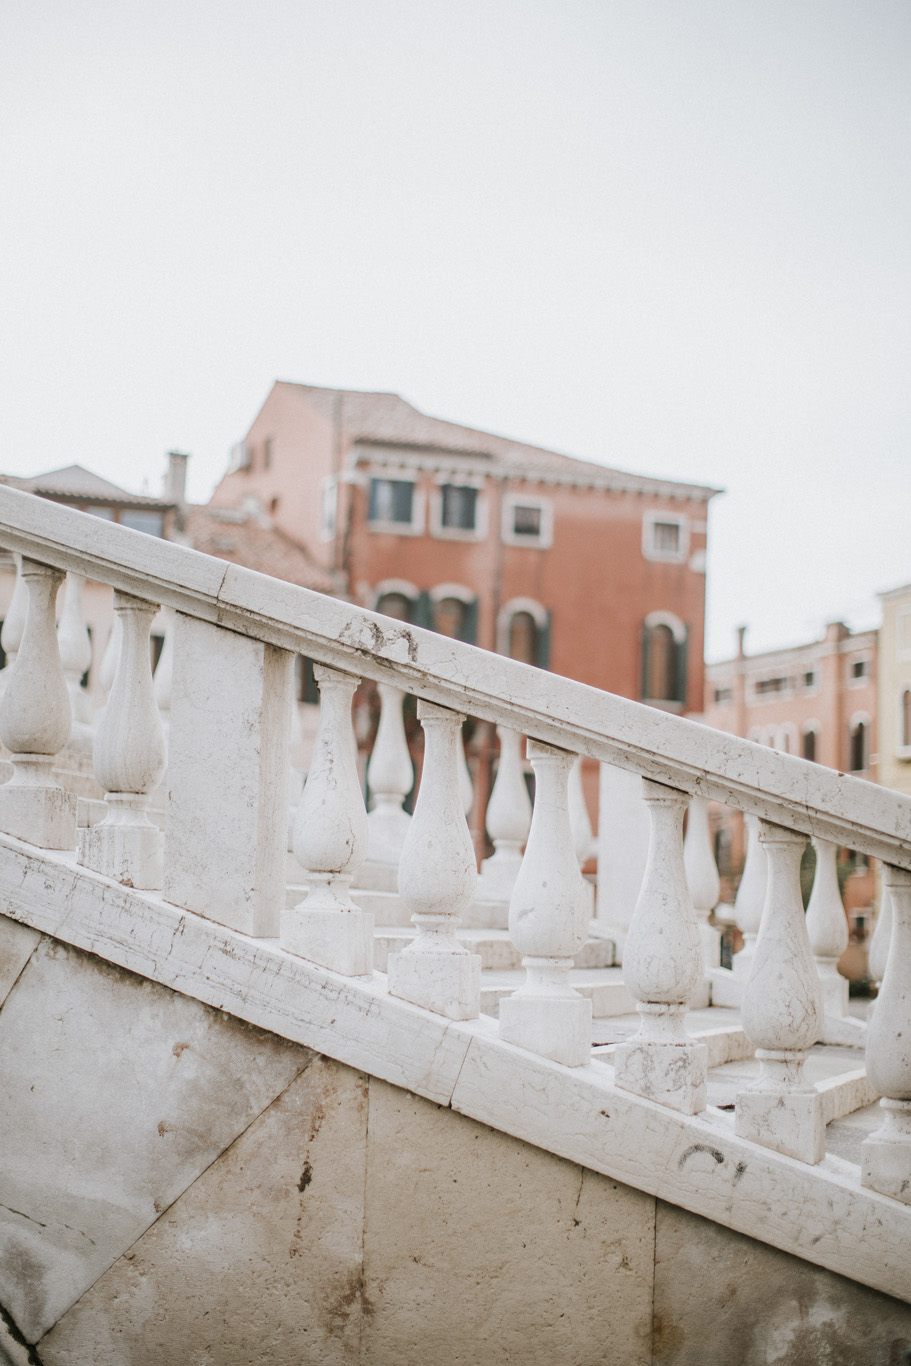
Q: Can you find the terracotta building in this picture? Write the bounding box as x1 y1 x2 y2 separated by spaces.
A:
212 382 719 712
703 622 878 941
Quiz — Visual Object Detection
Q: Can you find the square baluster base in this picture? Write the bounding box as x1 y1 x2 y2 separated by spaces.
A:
0 784 77 851
282 905 374 977
499 992 592 1067
78 821 163 890
614 1039 708 1115
387 949 481 1021
861 1137 911 1204
735 1089 824 1165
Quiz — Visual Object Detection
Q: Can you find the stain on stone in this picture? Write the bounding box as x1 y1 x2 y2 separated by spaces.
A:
157 1121 172 1137
0 1296 45 1365
677 1143 725 1171
0 1237 49 1350
652 1310 685 1358
326 1269 374 1335
297 1161 313 1193
599 1109 610 1119
733 1162 748 1185
172 1042 190 1058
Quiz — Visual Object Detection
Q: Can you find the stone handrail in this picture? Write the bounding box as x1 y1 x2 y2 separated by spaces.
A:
1 483 909 864
1 483 910 1199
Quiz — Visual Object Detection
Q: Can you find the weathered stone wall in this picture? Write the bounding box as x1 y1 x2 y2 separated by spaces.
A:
0 915 909 1366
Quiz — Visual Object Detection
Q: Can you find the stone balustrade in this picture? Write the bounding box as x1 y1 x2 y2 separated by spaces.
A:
1 482 911 1193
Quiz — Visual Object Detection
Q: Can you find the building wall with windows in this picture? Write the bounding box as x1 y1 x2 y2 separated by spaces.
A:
210 382 718 712
703 622 878 922
703 621 877 780
876 582 911 798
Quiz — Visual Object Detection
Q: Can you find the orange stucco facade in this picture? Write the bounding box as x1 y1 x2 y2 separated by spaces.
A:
211 382 718 712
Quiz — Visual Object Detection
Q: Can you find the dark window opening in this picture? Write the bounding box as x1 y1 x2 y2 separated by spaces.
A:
440 485 477 531
850 722 867 772
512 505 542 537
369 478 414 525
642 621 687 705
802 729 817 763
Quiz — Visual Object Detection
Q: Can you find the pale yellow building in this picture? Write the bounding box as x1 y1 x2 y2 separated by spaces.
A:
877 581 911 797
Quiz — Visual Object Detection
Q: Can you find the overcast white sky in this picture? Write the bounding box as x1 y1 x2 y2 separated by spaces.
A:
3 1 909 661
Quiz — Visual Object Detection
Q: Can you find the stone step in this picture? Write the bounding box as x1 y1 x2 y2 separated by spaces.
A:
372 928 617 974
480 966 637 1020
592 1005 751 1063
285 883 509 930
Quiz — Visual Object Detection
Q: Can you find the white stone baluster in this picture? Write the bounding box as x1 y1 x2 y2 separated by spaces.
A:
862 866 911 1204
733 814 767 979
736 822 824 1163
806 838 850 1017
78 593 167 888
499 740 592 1066
57 572 93 734
365 683 413 866
387 700 481 1019
614 780 707 1114
283 665 372 975
0 559 75 848
868 883 892 988
477 727 532 903
683 794 721 968
0 556 27 684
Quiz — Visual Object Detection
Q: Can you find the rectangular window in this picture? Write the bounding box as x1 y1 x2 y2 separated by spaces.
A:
755 676 788 695
642 511 689 563
713 687 733 704
801 670 816 689
652 521 680 554
440 484 478 531
368 478 414 526
851 659 868 680
512 505 542 537
263 438 273 469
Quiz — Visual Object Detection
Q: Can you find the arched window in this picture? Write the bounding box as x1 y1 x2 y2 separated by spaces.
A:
377 591 414 622
429 584 478 643
497 599 551 669
801 727 818 763
902 691 911 749
850 719 868 773
641 613 688 707
509 611 538 664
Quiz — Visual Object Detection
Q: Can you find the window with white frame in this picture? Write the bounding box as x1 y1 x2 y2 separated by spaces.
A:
497 598 551 669
502 495 553 548
642 512 689 564
848 655 871 684
641 612 688 708
367 476 422 532
801 725 819 762
430 481 486 540
849 715 870 772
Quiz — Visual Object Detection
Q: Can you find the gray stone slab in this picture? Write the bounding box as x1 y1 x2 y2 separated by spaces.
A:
40 1058 368 1366
0 915 40 1007
653 1201 911 1366
362 1077 655 1365
0 937 310 1341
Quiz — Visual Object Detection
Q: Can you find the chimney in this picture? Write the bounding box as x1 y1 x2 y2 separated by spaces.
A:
165 450 189 506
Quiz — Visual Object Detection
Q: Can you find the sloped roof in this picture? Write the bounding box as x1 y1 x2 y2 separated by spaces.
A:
0 465 172 508
183 506 336 593
274 383 720 499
